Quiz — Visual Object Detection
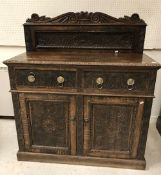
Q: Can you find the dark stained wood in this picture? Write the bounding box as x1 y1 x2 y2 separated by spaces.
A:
69 96 77 155
26 12 146 24
3 12 161 170
11 93 25 151
24 12 146 53
3 51 161 68
18 93 77 155
15 68 76 88
83 96 144 159
137 98 153 159
76 95 84 155
83 70 154 93
10 89 155 98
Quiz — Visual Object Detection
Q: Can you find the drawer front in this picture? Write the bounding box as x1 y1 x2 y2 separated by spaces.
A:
83 71 150 92
15 69 76 88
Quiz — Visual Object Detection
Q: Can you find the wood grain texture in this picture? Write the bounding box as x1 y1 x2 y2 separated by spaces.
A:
3 51 161 69
83 96 144 159
5 59 160 168
17 151 146 170
18 93 77 155
11 93 25 151
83 70 151 93
69 96 77 155
137 98 153 159
15 68 76 88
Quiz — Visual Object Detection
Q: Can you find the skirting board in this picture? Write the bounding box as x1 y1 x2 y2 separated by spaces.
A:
17 151 146 170
0 115 14 119
156 116 161 136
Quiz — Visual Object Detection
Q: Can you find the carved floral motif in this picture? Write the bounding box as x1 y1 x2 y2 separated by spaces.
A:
42 118 56 134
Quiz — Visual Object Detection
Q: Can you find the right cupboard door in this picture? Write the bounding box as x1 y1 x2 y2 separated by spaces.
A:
83 96 144 159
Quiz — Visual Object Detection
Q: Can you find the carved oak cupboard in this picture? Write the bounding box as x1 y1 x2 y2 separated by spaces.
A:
4 12 161 170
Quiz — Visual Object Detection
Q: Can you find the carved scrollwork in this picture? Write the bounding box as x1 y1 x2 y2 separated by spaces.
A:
26 12 146 25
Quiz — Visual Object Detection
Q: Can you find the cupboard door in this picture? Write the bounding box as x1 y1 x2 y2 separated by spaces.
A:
83 96 144 159
19 93 76 155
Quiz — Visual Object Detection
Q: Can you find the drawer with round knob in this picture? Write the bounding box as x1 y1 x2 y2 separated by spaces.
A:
15 69 77 89
83 71 151 93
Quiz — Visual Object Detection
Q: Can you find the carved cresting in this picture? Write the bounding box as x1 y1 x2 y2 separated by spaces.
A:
26 12 146 24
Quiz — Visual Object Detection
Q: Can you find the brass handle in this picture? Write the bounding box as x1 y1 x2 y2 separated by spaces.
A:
96 77 104 85
57 76 64 87
127 78 135 90
57 76 65 83
27 72 35 83
96 77 104 89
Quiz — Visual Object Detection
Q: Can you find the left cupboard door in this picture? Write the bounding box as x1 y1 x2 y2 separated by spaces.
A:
19 93 77 155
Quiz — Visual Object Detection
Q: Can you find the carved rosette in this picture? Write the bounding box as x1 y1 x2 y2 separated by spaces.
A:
26 13 51 23
26 12 146 25
42 118 56 134
119 13 146 24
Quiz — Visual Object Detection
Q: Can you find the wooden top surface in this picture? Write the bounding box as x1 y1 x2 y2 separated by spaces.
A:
3 51 161 68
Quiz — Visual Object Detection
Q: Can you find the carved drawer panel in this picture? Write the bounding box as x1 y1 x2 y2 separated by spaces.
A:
15 68 76 89
83 71 152 93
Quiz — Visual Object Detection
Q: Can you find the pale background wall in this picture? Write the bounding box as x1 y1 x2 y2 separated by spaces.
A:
0 0 161 116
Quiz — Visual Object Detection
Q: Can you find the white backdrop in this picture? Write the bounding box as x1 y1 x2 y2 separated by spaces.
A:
0 0 161 49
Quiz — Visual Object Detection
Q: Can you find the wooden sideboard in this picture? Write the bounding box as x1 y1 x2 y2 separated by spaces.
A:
4 12 161 170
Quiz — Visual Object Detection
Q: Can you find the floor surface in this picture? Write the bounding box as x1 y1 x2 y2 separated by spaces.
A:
0 118 161 175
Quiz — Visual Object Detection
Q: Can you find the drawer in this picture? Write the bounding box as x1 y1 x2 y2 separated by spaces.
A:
83 71 150 92
15 69 77 88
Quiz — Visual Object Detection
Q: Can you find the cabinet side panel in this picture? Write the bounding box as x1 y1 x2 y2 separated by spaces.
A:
11 93 25 151
8 66 25 151
8 66 16 90
24 26 34 51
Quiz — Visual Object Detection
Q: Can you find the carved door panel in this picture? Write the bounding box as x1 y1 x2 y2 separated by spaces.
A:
19 93 76 155
83 96 144 159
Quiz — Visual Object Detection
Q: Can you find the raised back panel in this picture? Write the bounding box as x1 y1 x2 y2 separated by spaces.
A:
24 12 146 53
